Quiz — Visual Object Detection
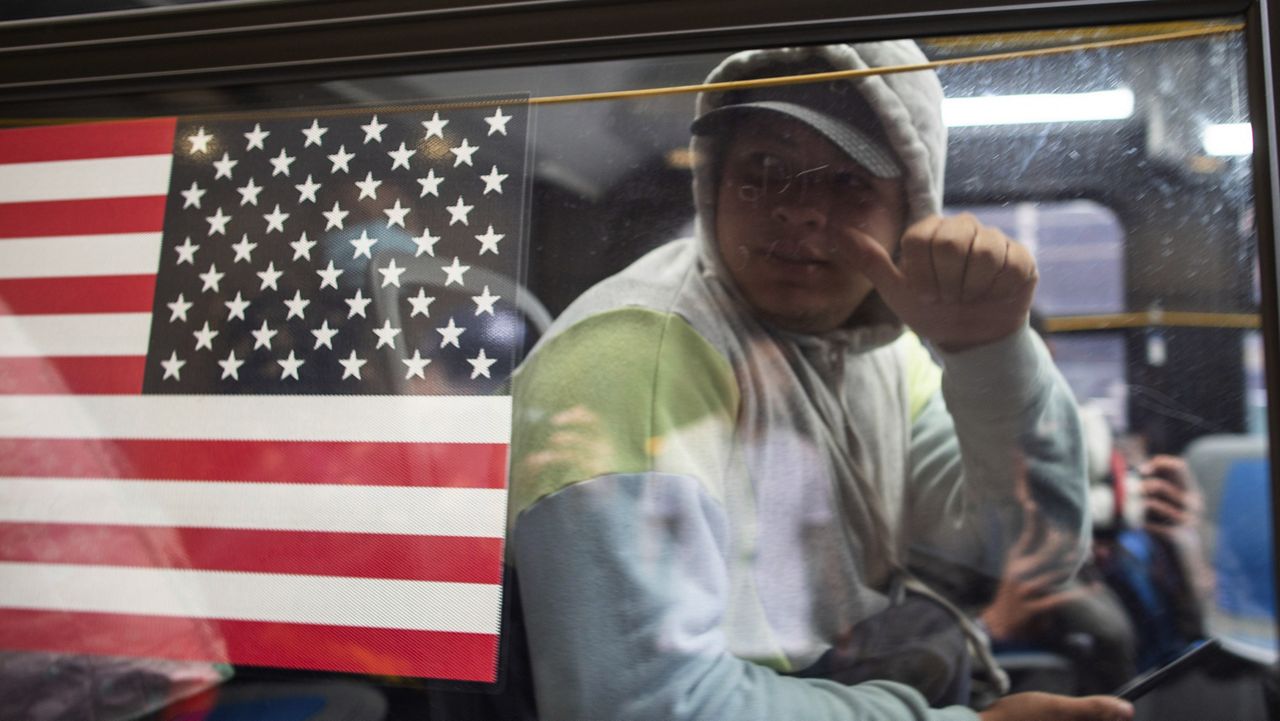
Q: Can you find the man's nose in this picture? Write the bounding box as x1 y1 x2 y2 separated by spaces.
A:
770 188 829 229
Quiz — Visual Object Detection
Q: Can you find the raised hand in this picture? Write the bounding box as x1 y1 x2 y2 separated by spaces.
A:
847 212 1037 352
981 499 1093 642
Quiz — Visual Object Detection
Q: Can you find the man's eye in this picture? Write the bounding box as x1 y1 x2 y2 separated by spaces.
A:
832 170 870 191
745 153 789 184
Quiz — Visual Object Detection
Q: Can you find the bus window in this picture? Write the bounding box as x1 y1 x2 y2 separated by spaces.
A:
0 12 1275 721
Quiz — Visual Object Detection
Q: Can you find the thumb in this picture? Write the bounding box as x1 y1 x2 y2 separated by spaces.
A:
843 226 909 305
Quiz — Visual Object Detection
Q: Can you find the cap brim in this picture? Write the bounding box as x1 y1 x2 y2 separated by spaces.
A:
692 100 901 180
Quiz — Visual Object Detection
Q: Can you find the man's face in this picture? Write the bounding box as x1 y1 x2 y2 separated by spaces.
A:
714 113 907 334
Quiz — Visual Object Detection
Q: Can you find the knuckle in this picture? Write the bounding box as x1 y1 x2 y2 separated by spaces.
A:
969 241 1002 269
899 233 931 257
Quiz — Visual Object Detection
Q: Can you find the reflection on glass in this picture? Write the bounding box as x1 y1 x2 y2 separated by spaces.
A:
0 18 1273 721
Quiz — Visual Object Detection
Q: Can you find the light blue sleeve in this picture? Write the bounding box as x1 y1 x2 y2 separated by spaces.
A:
512 472 982 721
905 325 1089 602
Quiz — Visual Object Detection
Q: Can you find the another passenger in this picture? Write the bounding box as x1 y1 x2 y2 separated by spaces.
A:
508 41 1134 721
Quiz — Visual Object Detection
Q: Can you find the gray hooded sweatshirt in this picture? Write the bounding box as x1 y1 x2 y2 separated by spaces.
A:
507 41 1087 721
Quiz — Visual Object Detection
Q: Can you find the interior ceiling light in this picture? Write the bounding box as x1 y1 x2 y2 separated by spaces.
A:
942 88 1135 127
1202 123 1253 156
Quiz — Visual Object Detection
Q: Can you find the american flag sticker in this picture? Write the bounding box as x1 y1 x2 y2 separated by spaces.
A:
0 100 530 682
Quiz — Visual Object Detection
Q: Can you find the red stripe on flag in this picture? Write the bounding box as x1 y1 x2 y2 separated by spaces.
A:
0 523 503 584
0 118 177 164
0 356 145 394
0 609 500 681
0 274 156 315
0 197 167 238
0 438 509 489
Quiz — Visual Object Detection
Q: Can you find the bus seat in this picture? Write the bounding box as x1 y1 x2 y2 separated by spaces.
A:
1185 434 1276 664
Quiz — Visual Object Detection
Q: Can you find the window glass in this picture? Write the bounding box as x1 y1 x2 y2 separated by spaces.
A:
0 17 1273 721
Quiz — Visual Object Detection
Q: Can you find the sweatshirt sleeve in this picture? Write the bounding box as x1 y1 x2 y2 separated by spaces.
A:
904 324 1089 602
509 308 980 721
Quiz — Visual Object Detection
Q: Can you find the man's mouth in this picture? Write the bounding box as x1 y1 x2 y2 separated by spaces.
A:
760 240 826 265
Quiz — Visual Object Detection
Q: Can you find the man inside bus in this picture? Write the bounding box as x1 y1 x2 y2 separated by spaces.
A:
505 41 1135 721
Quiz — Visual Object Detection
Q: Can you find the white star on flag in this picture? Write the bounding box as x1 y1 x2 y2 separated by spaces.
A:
213 152 238 180
263 204 289 233
295 174 321 203
346 288 372 318
481 166 508 194
173 238 199 265
291 232 317 261
417 169 444 197
257 261 283 291
339 350 367 380
283 290 310 320
408 288 435 317
361 115 388 143
194 322 219 351
230 235 257 263
270 148 296 177
384 199 410 228
278 351 305 380
473 286 500 315
476 225 504 255
251 321 278 350
328 145 355 173
437 317 465 348
403 350 431 379
322 202 349 230
199 264 224 293
413 228 440 257
379 258 406 287
316 260 343 289
225 292 251 321
350 230 378 260
468 348 497 379
355 172 382 200
442 256 470 287
218 350 244 380
237 177 263 206
206 208 231 236
302 119 328 147
373 320 401 349
161 351 186 381
422 112 449 139
388 142 415 170
167 294 193 322
450 139 478 167
181 181 206 209
312 320 339 349
485 108 512 136
187 127 213 154
447 197 474 226
244 123 270 150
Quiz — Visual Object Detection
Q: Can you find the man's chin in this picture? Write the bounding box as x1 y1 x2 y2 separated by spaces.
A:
750 303 847 335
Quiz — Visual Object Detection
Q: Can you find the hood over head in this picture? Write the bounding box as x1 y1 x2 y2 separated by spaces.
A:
689 42 947 343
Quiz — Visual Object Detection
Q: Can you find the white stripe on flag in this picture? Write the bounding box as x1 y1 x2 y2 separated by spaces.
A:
0 156 173 203
0 314 152 357
0 562 501 633
1 395 513 442
0 233 164 279
0 479 507 537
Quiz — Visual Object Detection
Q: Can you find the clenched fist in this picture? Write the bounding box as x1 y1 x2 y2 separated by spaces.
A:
849 212 1038 352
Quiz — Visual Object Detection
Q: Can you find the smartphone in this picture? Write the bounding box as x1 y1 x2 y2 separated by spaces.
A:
1112 638 1220 701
